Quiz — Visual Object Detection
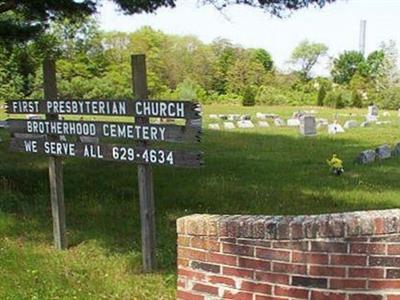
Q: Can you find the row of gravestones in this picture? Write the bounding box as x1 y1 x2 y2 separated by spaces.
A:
356 144 400 164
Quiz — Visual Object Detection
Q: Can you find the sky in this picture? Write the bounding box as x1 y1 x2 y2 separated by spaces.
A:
97 0 400 75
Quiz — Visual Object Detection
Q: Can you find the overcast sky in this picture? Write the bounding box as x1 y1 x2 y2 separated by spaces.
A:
98 0 400 75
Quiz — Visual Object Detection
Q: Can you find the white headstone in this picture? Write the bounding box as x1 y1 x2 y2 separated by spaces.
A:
274 118 286 127
287 119 301 127
223 122 235 130
209 114 218 119
208 123 220 130
237 120 255 129
258 121 270 128
328 123 345 134
256 112 266 119
227 114 240 121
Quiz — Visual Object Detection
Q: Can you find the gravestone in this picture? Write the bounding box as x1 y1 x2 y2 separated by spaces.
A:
328 123 345 134
344 120 358 129
376 144 391 160
240 114 251 121
209 114 218 119
360 121 370 127
383 111 390 117
256 112 266 119
258 121 270 128
223 122 235 130
227 114 240 121
237 120 254 129
274 118 286 127
366 105 379 122
376 121 391 125
219 114 228 120
299 115 316 136
208 123 220 130
287 118 300 127
356 149 376 164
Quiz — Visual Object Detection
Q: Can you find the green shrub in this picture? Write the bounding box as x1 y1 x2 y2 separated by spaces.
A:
317 85 326 106
242 86 256 106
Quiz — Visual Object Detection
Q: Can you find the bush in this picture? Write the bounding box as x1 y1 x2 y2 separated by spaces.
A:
324 89 350 108
317 85 326 106
242 86 256 106
351 90 363 108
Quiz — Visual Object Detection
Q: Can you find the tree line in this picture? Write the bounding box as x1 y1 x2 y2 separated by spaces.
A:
1 17 399 109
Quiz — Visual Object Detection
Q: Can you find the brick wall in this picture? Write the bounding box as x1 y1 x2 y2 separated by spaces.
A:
176 209 400 300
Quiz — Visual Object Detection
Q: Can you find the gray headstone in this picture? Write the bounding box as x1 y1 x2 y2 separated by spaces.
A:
299 115 316 136
368 105 379 116
240 114 251 121
376 144 391 160
344 120 358 129
356 149 376 164
360 121 370 127
237 120 254 128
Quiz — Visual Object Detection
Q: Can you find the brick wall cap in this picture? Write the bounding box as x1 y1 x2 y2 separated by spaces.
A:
177 209 400 239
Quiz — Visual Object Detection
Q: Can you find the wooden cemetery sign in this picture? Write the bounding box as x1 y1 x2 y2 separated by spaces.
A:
5 55 203 271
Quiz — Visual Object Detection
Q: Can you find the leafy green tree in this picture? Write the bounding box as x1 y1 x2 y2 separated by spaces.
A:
317 84 326 106
331 51 365 84
290 40 328 80
242 86 256 106
252 48 273 72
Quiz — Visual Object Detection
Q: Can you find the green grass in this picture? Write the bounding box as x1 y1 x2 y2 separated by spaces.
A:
1 104 400 299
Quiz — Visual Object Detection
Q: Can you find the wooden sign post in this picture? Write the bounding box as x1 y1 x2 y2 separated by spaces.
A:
132 54 156 271
43 59 67 250
6 55 203 271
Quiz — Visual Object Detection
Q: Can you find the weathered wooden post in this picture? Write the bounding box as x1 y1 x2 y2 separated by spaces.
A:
131 54 156 271
43 58 67 250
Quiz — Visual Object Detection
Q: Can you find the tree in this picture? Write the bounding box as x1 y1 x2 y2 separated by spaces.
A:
290 40 328 80
331 51 365 84
317 84 326 106
252 48 274 72
380 40 400 87
0 0 337 41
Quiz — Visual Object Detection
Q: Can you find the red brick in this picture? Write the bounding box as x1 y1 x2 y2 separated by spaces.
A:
273 241 308 251
369 280 400 289
292 252 328 264
207 252 237 266
223 266 254 279
387 296 400 300
350 243 386 254
177 290 204 300
241 281 272 294
374 217 385 234
331 255 367 266
256 248 290 262
255 296 279 300
178 268 206 281
193 283 218 295
348 294 382 300
274 285 308 299
191 237 220 252
310 265 345 277
238 239 271 248
330 279 366 289
348 267 384 278
238 257 270 271
223 243 254 256
272 262 307 275
208 275 236 288
310 291 346 300
177 278 186 288
178 247 206 261
255 271 290 285
388 244 400 255
311 241 347 253
223 290 253 300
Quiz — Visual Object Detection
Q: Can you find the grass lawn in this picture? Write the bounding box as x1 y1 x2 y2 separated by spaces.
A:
1 104 400 299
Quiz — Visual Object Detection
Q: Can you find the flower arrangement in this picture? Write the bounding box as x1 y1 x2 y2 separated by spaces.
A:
327 154 344 176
